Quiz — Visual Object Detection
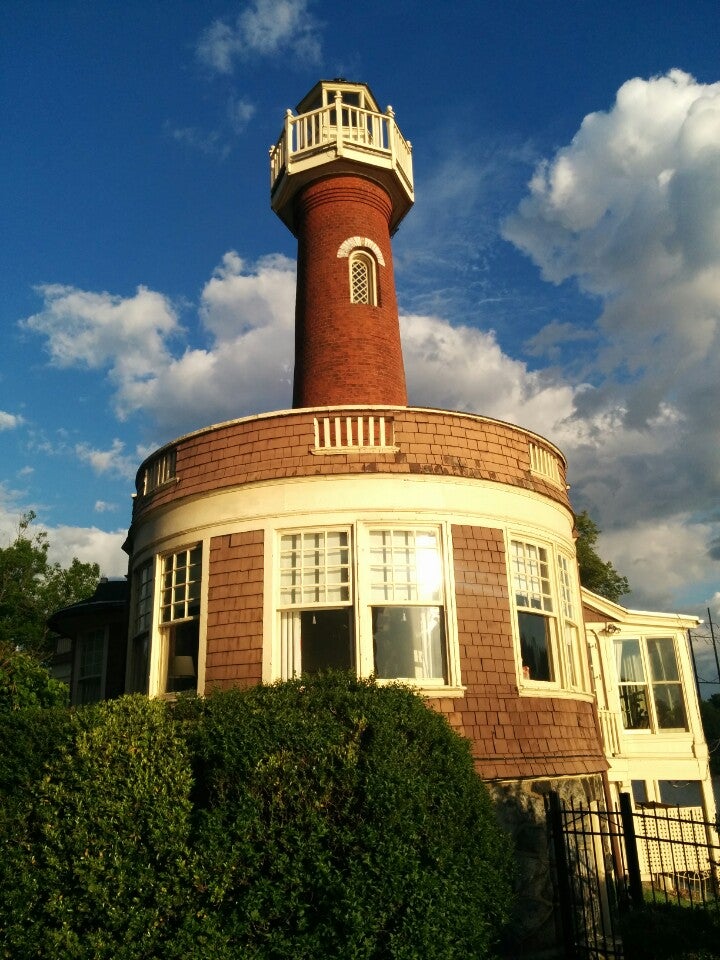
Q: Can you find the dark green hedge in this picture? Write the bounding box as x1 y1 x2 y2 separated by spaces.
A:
0 675 513 960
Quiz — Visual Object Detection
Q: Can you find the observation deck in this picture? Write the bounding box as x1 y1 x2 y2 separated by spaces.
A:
270 80 414 235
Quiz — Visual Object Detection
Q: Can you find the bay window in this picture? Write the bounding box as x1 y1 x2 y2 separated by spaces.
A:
616 636 687 731
510 537 586 690
160 545 202 694
511 539 556 682
369 529 447 683
279 530 354 677
277 525 453 688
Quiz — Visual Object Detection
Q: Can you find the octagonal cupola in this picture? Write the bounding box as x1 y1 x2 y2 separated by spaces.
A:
270 79 414 237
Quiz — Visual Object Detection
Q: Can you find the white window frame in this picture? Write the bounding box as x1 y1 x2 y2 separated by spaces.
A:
615 635 688 733
509 534 586 693
157 544 203 696
275 522 461 693
349 249 378 305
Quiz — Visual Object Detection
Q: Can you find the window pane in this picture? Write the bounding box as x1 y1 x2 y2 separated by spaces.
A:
512 541 553 612
299 609 354 675
658 780 703 807
518 611 554 681
130 634 149 694
76 629 105 705
616 639 645 682
653 684 687 729
647 637 680 681
557 554 576 621
368 529 442 604
166 619 199 694
631 780 648 805
351 256 371 304
134 561 153 634
619 685 650 729
279 530 351 607
372 606 447 682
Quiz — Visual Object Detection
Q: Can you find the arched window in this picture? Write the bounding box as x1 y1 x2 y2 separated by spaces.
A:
349 250 377 305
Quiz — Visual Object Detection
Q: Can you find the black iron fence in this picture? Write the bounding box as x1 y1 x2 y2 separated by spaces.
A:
547 791 720 959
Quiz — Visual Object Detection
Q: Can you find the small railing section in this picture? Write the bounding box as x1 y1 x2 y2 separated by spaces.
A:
598 707 622 757
270 98 413 196
142 447 177 496
312 415 397 454
529 441 563 487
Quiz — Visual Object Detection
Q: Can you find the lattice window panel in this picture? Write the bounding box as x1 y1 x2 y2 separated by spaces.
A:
350 257 370 303
635 807 710 877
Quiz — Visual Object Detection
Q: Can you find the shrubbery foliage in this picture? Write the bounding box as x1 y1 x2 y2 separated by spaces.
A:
0 675 513 959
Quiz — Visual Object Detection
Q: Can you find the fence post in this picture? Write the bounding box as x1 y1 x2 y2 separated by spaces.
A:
548 791 577 959
618 791 644 908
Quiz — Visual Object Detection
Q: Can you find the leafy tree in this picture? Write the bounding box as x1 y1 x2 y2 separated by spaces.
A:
0 512 100 661
575 510 630 602
0 651 69 711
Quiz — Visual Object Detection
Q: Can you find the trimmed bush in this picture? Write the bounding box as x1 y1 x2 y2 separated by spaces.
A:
0 675 513 960
1 696 192 960
180 675 513 959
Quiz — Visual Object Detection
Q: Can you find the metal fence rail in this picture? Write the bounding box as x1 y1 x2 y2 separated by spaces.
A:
546 791 720 959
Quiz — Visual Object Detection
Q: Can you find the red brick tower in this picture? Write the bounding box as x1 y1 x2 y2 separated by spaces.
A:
270 81 414 407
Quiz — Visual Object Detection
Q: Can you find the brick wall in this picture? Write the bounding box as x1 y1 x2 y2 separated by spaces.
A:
442 524 606 781
293 176 407 407
205 530 264 690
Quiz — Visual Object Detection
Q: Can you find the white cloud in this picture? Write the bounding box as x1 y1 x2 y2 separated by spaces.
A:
595 516 717 613
0 410 23 431
502 69 720 610
22 284 181 421
114 252 296 435
94 501 118 513
165 122 231 159
75 439 138 481
228 95 256 133
46 524 127 578
197 0 321 74
401 311 577 435
0 497 127 579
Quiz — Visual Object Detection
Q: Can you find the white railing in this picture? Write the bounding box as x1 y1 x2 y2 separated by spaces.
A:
312 415 397 454
598 707 622 757
270 97 413 194
143 447 176 495
529 441 562 487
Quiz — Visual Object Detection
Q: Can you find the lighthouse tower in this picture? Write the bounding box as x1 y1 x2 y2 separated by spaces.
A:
270 80 413 408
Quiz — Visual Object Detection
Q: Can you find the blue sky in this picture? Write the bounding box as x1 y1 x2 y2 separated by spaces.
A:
3 1 720 682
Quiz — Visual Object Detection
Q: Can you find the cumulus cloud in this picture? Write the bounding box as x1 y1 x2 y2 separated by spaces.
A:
45 524 128 578
0 497 127 579
22 284 180 421
123 252 296 435
0 411 23 431
197 0 321 74
20 254 296 440
503 69 720 609
401 312 577 436
75 439 138 481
